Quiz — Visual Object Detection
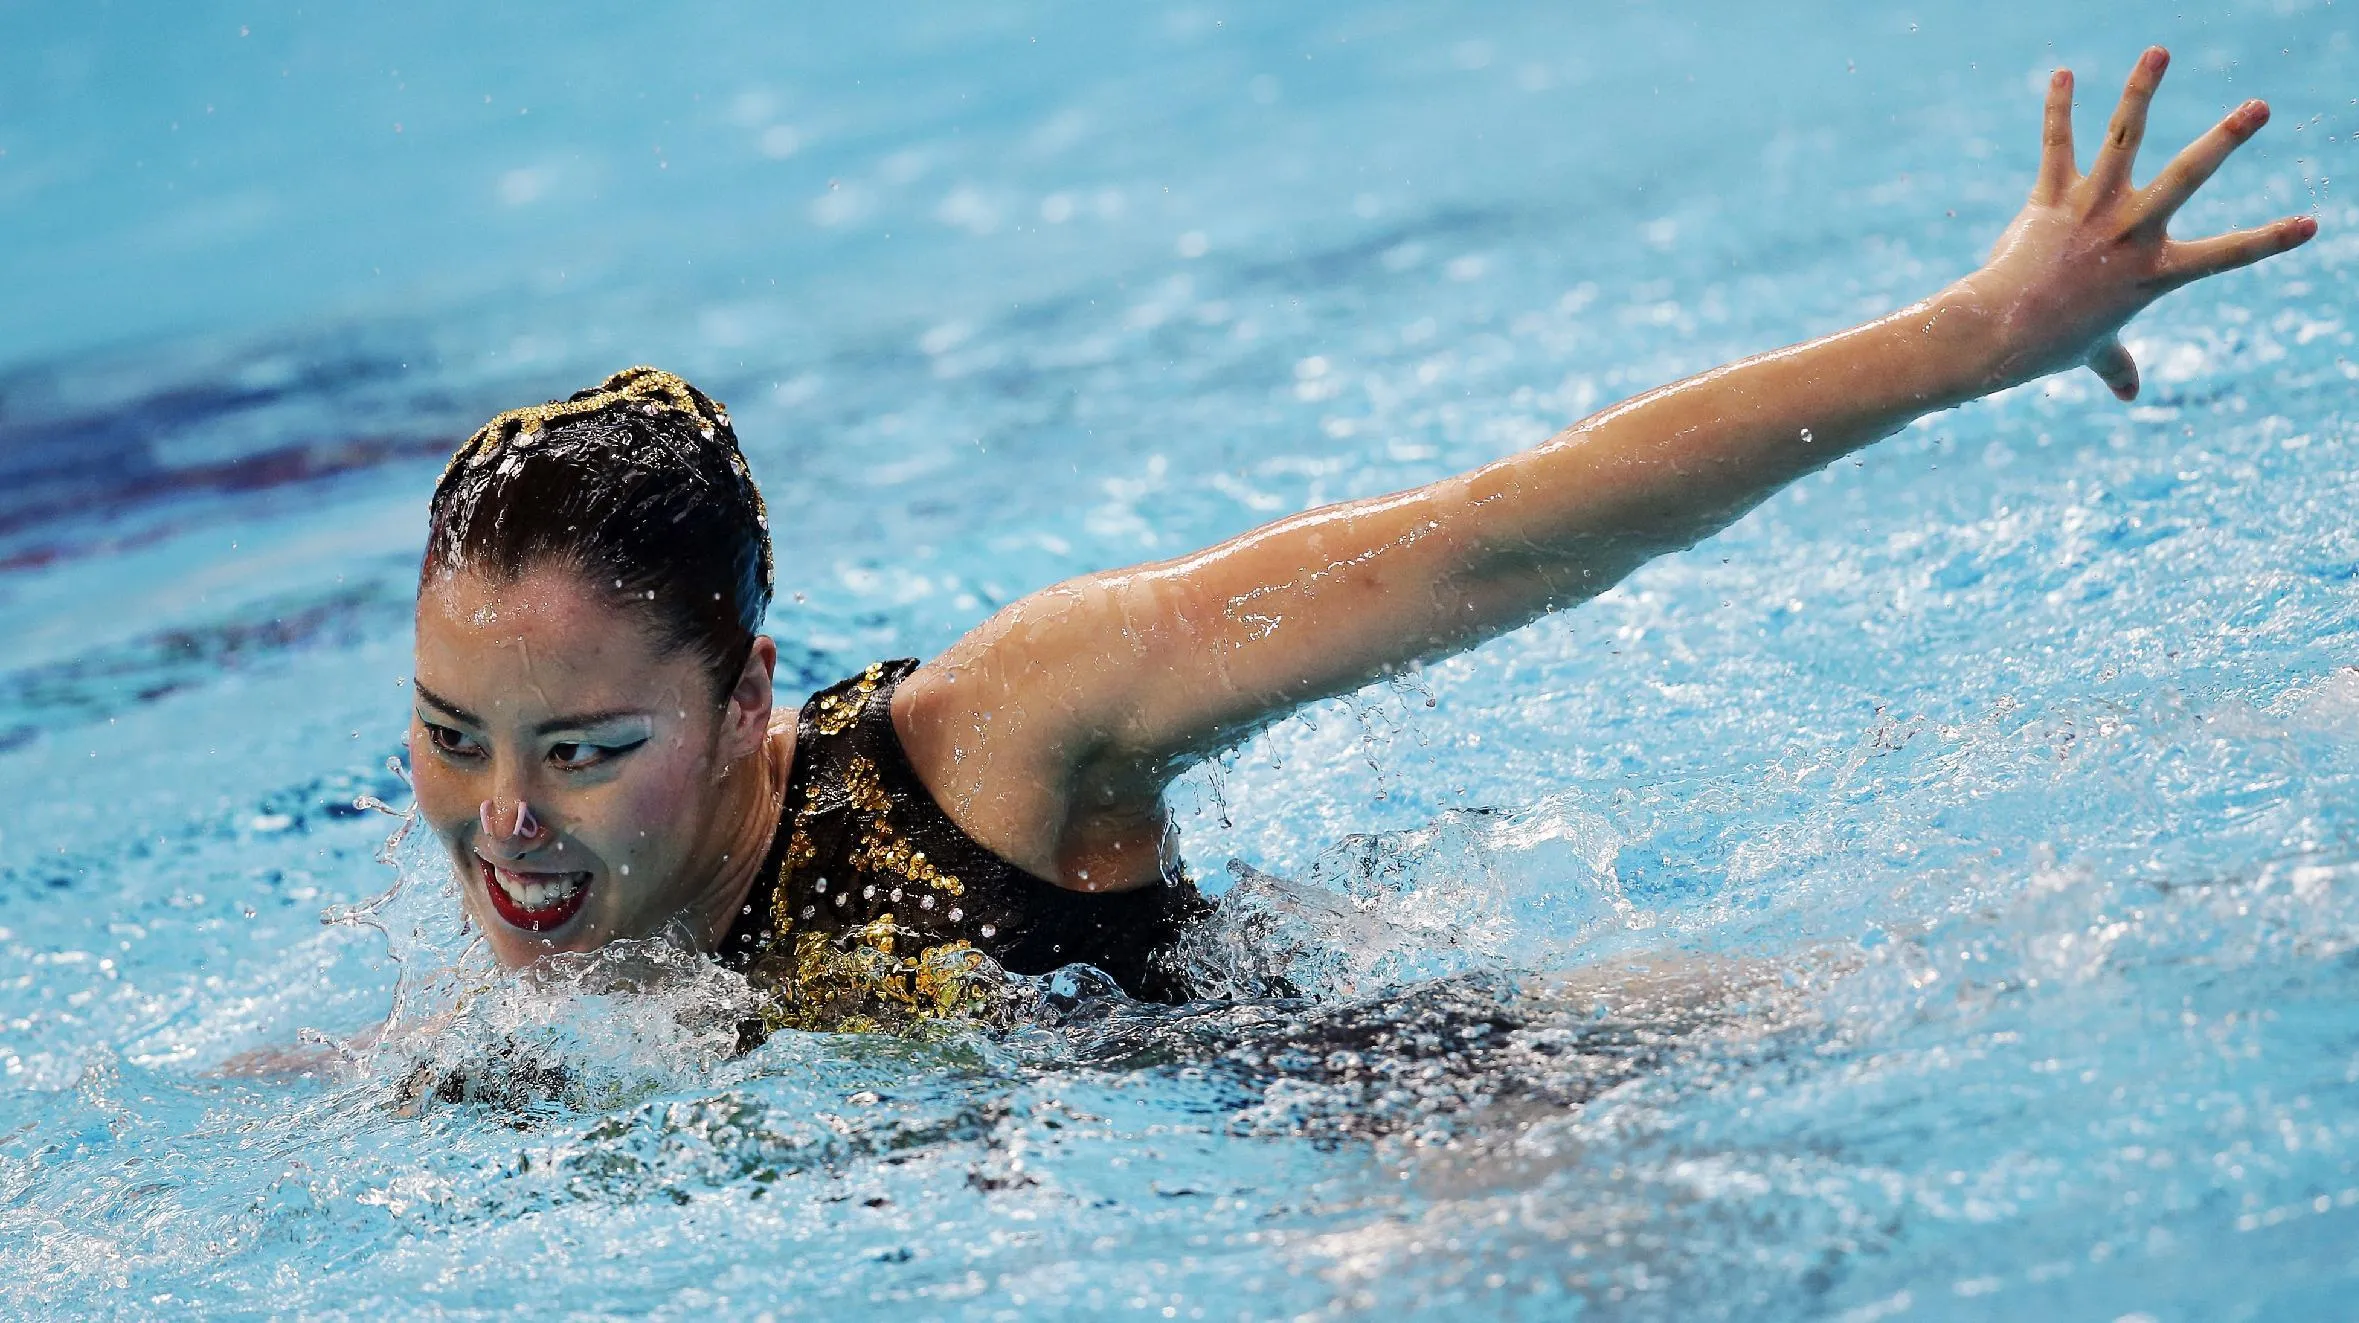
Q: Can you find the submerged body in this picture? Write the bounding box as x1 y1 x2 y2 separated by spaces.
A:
401 48 2313 1026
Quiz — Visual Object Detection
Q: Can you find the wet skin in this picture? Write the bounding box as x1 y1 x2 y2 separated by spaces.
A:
409 564 786 968
898 48 2317 894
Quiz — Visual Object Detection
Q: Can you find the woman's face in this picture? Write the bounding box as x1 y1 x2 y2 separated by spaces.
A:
409 563 768 968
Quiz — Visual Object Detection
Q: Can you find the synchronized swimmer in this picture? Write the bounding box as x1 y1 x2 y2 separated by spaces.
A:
395 49 2313 1035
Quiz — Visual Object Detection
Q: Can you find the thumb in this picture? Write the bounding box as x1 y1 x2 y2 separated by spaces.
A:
2086 335 2139 401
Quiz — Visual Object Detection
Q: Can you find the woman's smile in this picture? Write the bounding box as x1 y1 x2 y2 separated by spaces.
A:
477 854 595 933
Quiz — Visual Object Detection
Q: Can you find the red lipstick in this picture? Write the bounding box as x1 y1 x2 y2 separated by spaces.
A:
478 857 593 933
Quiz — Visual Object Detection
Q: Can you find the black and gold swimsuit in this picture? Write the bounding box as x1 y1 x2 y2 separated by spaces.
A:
717 659 1210 1034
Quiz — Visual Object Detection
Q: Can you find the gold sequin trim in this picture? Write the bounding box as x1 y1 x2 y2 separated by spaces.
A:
843 754 965 897
813 661 886 736
751 920 1002 1033
765 827 817 944
746 659 998 1032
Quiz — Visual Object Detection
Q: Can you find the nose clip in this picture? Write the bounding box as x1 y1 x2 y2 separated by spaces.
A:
479 798 546 842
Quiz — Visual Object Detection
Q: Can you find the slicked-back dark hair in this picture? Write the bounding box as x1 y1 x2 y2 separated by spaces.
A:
423 366 775 699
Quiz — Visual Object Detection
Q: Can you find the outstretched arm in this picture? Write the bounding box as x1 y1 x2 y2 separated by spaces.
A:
896 47 2316 890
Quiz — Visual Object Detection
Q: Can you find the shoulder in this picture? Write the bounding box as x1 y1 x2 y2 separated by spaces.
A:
892 655 1171 893
890 657 1072 882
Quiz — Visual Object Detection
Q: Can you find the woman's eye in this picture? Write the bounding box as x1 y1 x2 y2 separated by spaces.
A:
549 739 644 771
424 723 482 757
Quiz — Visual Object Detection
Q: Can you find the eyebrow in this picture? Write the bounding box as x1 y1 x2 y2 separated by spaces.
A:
413 682 648 738
412 682 482 728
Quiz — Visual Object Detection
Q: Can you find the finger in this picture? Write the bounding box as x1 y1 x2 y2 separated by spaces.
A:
2085 336 2139 401
2137 99 2269 228
2166 214 2320 282
2034 69 2078 200
2089 46 2168 196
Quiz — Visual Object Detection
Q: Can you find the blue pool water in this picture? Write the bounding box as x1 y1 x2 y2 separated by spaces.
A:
3 1 2355 1316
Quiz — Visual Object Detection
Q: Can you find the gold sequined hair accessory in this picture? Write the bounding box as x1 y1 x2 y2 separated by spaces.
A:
444 365 736 481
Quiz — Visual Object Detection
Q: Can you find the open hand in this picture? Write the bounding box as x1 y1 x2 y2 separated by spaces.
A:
1967 46 2317 400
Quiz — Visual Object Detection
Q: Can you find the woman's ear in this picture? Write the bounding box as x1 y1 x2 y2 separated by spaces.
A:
722 636 778 758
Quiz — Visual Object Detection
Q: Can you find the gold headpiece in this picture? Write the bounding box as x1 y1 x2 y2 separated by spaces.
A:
444 365 732 480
